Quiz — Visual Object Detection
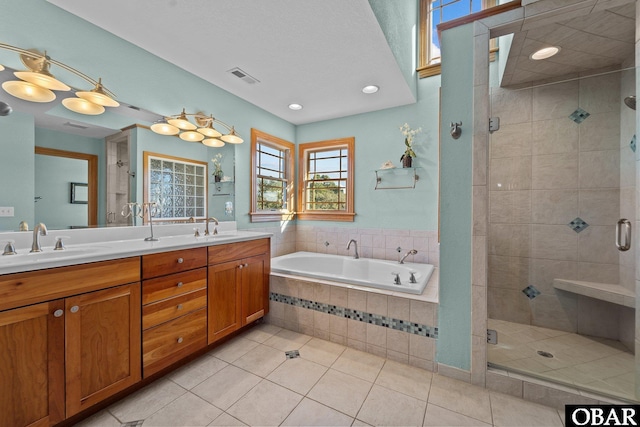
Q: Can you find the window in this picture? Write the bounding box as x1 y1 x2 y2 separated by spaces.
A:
250 129 295 222
297 137 355 222
143 151 207 222
418 0 497 78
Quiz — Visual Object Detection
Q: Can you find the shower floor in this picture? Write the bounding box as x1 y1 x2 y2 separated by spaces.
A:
488 318 636 401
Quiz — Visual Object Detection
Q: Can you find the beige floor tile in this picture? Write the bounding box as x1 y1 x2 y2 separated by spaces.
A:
267 357 328 395
300 337 347 366
208 412 247 426
357 384 426 427
263 329 313 351
108 378 186 422
423 404 491 426
331 348 385 382
351 420 373 426
142 392 222 426
167 354 228 389
227 380 303 426
375 360 432 401
232 344 286 377
490 391 563 426
72 409 121 427
428 375 492 424
282 398 354 426
210 337 259 363
499 356 553 374
242 323 282 343
307 369 373 417
192 365 261 410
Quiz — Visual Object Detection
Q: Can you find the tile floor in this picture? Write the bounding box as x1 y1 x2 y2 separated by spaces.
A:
488 318 635 401
75 323 564 427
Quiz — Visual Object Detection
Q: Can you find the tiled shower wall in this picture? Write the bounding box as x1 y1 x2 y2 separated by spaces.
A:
488 72 635 345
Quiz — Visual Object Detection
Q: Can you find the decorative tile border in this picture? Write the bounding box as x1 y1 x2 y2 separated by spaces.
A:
270 292 438 339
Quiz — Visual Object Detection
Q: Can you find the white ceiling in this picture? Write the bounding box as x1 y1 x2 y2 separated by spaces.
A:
45 0 416 126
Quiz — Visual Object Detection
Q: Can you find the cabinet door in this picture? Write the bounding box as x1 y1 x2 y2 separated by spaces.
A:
208 260 241 344
0 301 65 427
65 284 141 417
241 254 268 325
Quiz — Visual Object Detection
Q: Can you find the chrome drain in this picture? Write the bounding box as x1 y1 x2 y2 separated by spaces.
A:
537 350 554 358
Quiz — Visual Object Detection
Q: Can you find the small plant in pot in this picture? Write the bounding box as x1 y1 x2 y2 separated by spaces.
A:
212 153 223 182
399 123 421 168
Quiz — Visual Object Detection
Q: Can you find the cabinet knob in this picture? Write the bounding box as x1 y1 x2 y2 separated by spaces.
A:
177 257 184 264
177 281 183 288
70 306 79 313
177 337 184 344
53 309 64 318
238 264 243 269
177 304 183 310
244 263 249 268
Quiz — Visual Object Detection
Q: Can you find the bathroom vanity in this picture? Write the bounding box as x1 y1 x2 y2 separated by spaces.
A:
0 230 270 427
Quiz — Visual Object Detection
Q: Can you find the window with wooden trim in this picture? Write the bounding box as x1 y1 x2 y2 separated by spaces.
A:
297 137 355 222
418 0 497 78
143 151 207 222
250 129 295 222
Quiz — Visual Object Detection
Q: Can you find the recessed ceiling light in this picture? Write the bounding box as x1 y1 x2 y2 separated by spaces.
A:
530 46 560 60
362 85 379 94
288 103 303 110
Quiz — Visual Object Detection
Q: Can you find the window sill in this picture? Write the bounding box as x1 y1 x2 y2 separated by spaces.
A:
249 211 295 223
297 212 356 222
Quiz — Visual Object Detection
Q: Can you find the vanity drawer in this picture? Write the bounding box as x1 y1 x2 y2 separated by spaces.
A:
208 238 269 265
142 288 207 329
142 247 207 279
142 268 206 305
0 257 141 312
143 308 207 377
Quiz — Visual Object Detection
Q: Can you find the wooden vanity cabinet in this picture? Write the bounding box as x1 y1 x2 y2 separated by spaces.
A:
0 258 141 427
207 239 270 344
141 247 208 377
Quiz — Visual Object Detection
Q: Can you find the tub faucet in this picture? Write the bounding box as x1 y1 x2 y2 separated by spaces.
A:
31 222 48 253
399 249 417 264
346 239 359 259
205 217 219 236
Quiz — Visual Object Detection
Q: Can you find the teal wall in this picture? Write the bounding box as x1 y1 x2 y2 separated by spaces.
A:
436 24 475 370
0 111 34 231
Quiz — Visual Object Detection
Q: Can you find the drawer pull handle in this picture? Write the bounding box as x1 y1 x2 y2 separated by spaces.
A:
70 306 79 314
177 337 184 344
177 281 183 288
53 309 64 318
177 304 183 310
177 258 184 264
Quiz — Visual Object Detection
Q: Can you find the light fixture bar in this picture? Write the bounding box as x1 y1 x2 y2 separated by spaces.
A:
152 109 243 145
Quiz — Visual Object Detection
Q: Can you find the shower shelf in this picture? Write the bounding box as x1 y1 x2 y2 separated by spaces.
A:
374 167 419 190
553 279 635 308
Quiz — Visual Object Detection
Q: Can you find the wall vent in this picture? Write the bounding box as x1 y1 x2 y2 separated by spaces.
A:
63 121 89 129
227 67 260 85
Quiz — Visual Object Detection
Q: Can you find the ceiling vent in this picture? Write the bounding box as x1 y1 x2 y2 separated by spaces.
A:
227 67 260 85
63 121 89 129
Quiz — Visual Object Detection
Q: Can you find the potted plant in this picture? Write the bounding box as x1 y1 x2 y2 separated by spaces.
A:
399 123 421 168
212 153 223 182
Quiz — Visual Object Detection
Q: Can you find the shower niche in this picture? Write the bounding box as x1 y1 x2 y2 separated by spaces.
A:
106 130 134 226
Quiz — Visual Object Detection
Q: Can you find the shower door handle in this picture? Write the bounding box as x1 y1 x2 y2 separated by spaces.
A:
616 219 631 252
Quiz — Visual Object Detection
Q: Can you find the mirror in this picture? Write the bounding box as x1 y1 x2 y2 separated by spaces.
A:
0 65 236 232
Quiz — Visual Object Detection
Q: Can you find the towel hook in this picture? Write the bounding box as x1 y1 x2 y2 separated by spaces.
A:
450 121 462 139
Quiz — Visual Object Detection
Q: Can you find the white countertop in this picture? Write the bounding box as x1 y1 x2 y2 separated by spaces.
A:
0 223 271 275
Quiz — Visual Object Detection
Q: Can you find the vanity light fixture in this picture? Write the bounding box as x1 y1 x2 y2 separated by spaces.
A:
0 64 4 71
362 85 379 94
150 109 243 146
288 103 303 110
530 46 560 60
0 43 119 114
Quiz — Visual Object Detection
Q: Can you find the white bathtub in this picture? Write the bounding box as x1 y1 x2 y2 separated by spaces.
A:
271 251 434 295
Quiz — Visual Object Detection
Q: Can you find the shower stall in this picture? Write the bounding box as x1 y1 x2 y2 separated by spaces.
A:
486 67 637 401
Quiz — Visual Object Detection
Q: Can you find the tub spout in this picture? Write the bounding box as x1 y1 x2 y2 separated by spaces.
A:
346 239 359 259
399 249 417 264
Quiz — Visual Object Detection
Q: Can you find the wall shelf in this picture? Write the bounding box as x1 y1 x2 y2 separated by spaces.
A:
374 167 419 190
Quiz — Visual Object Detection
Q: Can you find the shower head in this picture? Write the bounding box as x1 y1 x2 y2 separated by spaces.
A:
624 95 636 110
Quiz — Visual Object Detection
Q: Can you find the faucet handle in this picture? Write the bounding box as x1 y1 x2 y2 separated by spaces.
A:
3 240 16 256
391 272 401 285
193 228 201 237
213 226 218 235
54 236 70 251
409 271 417 284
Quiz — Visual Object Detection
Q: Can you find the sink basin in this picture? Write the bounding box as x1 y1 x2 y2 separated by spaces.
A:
0 246 107 266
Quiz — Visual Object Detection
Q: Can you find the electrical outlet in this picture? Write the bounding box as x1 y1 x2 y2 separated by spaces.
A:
0 207 14 217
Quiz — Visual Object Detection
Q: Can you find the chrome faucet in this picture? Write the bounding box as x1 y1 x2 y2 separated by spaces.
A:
346 239 359 259
399 249 417 264
205 217 219 236
31 223 48 252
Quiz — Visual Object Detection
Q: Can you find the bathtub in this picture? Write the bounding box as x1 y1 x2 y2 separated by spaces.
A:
271 251 434 295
